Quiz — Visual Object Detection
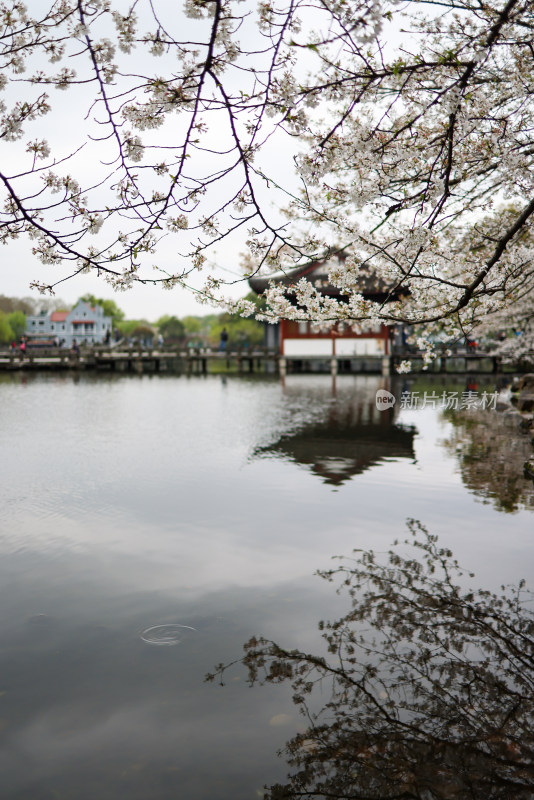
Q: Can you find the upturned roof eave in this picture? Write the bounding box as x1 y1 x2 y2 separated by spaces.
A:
248 275 404 302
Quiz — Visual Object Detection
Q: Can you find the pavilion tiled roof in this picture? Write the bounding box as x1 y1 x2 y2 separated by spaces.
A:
248 253 402 302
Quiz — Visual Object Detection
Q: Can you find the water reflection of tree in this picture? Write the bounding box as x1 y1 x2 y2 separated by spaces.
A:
209 522 534 800
442 407 534 513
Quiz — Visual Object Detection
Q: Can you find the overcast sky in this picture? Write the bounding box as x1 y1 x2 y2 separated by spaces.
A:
2 234 248 320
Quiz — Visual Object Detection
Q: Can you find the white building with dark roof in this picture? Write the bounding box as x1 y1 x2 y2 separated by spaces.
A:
248 254 405 359
26 301 112 346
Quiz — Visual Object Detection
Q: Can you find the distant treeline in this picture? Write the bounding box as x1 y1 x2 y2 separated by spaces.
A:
0 292 265 347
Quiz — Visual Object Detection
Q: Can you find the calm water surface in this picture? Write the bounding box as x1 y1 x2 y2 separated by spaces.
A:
1 372 532 799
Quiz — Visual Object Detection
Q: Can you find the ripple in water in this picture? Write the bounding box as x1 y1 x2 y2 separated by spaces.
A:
140 624 197 646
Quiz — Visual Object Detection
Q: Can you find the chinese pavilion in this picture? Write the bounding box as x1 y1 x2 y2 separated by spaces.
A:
248 253 402 361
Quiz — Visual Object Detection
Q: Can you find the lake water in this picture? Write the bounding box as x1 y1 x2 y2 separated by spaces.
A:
1 371 533 799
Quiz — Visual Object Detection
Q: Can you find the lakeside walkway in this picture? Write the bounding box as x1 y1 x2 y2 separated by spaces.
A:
0 346 278 375
0 346 530 375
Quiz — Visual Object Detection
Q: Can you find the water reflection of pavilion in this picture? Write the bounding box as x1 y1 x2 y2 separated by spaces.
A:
255 377 416 485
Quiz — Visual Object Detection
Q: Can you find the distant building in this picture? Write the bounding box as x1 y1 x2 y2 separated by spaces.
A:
26 300 112 346
249 254 405 360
